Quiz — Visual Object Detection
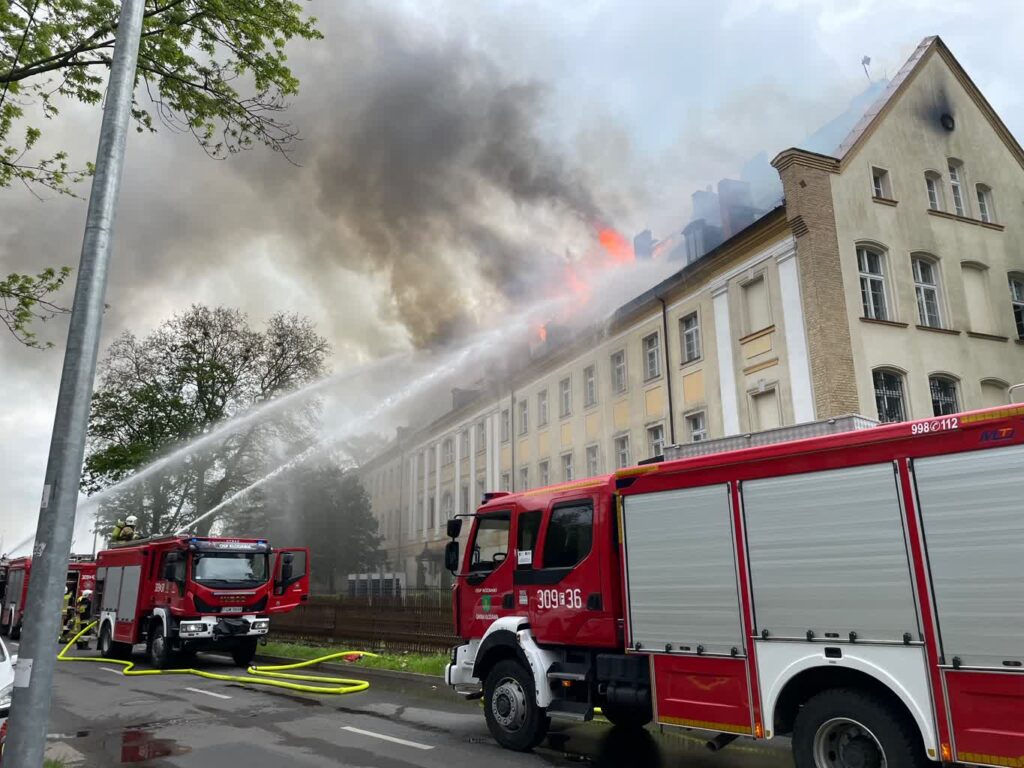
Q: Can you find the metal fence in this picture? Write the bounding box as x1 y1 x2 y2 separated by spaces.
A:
271 590 457 654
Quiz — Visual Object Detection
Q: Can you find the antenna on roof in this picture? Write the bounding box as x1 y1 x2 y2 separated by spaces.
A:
861 55 873 83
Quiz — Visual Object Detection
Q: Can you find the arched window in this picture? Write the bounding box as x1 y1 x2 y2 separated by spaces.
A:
947 159 966 217
1009 274 1024 340
924 171 944 211
912 254 944 328
980 378 1010 408
976 184 995 223
857 244 889 320
873 368 907 423
928 374 960 417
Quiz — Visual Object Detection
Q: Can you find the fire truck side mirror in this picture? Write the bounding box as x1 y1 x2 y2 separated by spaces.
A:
444 541 460 574
446 518 463 539
279 553 294 585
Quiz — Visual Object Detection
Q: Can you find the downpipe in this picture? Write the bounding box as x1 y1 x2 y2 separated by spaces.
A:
706 734 738 752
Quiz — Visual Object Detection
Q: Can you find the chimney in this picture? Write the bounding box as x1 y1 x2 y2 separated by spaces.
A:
717 179 756 239
633 230 655 260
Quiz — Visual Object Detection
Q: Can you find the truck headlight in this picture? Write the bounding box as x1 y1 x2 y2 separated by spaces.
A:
251 619 269 631
0 682 13 710
180 622 204 633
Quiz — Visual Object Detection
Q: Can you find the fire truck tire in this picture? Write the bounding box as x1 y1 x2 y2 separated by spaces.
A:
483 659 549 752
600 700 652 729
792 688 925 768
147 623 174 669
231 638 258 668
99 622 132 660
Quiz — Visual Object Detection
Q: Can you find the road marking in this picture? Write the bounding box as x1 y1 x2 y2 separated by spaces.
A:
341 726 434 750
100 667 123 675
185 686 232 700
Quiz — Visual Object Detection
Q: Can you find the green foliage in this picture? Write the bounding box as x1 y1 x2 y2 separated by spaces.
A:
0 266 71 347
261 640 447 676
1 0 321 195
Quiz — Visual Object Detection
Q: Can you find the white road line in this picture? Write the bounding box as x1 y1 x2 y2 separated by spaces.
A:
184 686 232 700
99 667 123 675
341 726 434 751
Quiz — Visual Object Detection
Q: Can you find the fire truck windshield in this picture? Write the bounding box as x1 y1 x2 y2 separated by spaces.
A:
468 514 510 573
192 552 269 587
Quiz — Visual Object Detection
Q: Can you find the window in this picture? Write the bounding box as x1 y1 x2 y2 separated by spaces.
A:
561 453 574 482
542 503 594 569
468 513 510 574
643 332 661 379
442 438 454 465
647 424 665 458
912 256 943 327
929 376 960 417
500 409 510 442
925 171 943 211
537 390 549 427
1010 276 1024 339
976 184 995 223
428 496 436 529
948 160 966 216
583 365 597 407
500 472 511 492
611 350 627 393
442 491 453 520
477 477 485 502
460 484 469 516
586 445 599 476
614 435 631 469
459 429 469 459
750 388 780 431
742 274 771 334
518 466 529 491
476 421 487 452
517 399 528 435
681 312 701 362
517 510 542 563
872 167 892 199
961 264 992 334
980 379 1010 408
857 246 889 321
559 377 572 417
687 412 708 442
873 368 907 423
538 460 550 487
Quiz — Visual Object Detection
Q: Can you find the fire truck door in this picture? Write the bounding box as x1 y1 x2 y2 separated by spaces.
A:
521 498 602 645
268 548 309 614
461 511 516 638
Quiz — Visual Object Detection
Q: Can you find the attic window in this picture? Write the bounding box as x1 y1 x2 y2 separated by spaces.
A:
872 167 892 199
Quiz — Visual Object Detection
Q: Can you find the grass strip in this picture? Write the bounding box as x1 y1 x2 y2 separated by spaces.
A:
262 640 447 677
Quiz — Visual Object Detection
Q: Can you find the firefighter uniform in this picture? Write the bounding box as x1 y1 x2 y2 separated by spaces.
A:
111 518 139 542
73 590 93 644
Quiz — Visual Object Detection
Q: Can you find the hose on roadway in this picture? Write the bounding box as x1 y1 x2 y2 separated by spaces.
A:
59 621 376 695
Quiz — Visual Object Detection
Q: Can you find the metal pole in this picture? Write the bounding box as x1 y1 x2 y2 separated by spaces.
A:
4 1 145 764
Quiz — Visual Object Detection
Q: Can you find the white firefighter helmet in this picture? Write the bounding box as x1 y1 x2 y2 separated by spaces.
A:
81 589 93 598
125 515 138 526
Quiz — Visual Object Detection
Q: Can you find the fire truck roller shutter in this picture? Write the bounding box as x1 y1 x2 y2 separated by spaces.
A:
622 484 744 655
742 463 919 643
101 567 123 613
913 443 1024 668
117 566 142 619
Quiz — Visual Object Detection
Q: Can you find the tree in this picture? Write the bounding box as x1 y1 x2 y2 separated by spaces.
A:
84 304 329 538
226 460 383 594
1 0 321 195
1 267 70 347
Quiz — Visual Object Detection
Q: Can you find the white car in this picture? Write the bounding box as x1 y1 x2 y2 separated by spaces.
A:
0 636 13 716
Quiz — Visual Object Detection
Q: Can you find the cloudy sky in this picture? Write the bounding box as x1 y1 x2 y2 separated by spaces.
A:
2 0 1023 549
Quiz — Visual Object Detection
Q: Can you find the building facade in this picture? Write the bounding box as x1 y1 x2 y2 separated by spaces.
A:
359 37 1024 589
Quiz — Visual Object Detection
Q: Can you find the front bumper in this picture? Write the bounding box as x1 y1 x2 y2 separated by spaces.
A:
445 641 480 688
177 615 269 640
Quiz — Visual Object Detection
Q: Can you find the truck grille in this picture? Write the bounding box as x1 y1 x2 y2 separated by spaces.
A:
194 595 267 613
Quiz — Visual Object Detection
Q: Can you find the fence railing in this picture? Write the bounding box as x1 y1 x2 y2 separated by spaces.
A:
271 591 458 654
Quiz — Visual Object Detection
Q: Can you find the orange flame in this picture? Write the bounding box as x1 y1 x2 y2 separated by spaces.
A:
537 324 548 342
597 227 633 264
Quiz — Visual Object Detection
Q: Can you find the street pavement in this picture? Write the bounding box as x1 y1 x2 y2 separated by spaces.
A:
12 642 794 768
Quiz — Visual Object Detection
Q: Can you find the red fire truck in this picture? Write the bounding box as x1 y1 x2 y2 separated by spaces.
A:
444 405 1024 768
94 535 308 668
0 556 97 640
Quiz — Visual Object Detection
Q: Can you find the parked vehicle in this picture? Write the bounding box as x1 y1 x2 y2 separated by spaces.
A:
445 405 1024 768
0 635 16 762
94 536 308 668
0 556 96 640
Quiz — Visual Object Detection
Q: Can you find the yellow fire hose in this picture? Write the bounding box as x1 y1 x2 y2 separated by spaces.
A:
59 622 375 695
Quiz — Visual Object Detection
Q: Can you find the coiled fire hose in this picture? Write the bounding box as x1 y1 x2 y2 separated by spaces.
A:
59 622 375 695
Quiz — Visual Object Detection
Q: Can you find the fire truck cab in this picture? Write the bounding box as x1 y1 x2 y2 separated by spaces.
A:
94 536 308 668
446 405 1024 768
0 556 96 640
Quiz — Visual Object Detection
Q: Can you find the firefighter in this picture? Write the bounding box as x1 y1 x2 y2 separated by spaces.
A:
73 589 93 647
111 515 140 542
59 586 73 642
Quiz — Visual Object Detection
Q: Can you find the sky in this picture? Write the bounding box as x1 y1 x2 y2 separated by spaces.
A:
2 0 1023 550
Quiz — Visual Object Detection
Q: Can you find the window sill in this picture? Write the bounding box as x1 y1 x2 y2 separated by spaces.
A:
643 374 663 385
679 356 703 369
860 317 909 329
926 208 1006 231
966 331 1010 342
916 324 961 336
739 325 776 344
872 196 898 207
1016 339 1024 346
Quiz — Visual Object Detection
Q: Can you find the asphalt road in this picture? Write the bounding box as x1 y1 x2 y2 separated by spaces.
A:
11 641 795 768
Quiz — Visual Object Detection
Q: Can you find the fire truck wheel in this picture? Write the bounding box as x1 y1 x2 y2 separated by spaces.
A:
792 688 925 768
231 638 258 668
483 659 550 752
147 623 174 669
99 623 115 658
600 700 652 729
